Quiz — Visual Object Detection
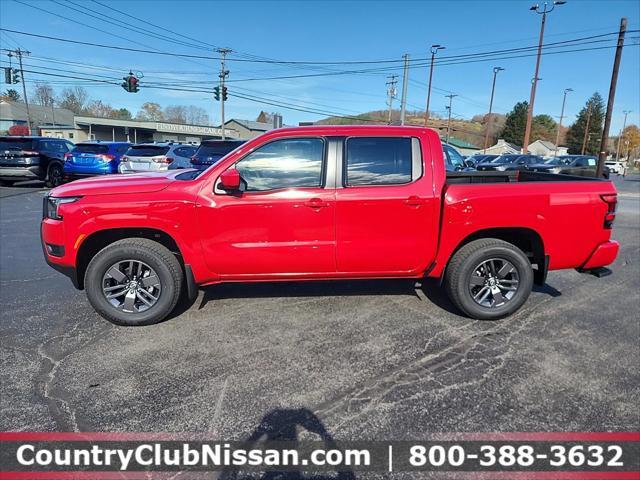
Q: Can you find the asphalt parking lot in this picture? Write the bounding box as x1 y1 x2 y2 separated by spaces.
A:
1 177 638 446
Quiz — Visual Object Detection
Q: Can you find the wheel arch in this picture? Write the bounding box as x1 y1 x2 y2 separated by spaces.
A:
76 227 184 290
443 227 547 286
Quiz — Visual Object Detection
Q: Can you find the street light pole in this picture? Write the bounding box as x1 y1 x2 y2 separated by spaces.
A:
483 66 504 153
615 110 631 161
581 101 593 155
522 1 566 153
445 94 458 144
553 88 572 157
424 44 445 126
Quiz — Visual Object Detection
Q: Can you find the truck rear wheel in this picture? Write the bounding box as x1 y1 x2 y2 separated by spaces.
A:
444 238 533 320
84 238 183 326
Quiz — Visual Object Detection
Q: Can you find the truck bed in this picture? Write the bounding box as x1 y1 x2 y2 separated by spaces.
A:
446 170 605 184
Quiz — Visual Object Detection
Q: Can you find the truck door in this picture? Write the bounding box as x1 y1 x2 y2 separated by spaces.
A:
335 136 438 275
198 137 336 277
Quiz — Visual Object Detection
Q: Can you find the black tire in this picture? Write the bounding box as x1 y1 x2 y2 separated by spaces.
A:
444 238 533 320
46 163 64 188
0 179 15 187
84 238 183 326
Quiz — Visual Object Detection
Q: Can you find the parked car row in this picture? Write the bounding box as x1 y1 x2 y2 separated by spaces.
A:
451 150 611 179
0 136 247 187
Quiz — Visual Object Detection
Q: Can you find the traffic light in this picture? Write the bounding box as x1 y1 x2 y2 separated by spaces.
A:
121 72 139 93
3 67 19 84
222 86 228 101
213 86 220 101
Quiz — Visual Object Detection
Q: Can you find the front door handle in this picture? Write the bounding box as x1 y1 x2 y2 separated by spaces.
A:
404 195 426 206
304 198 330 209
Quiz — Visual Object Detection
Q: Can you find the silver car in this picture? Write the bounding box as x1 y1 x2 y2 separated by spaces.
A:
119 143 198 173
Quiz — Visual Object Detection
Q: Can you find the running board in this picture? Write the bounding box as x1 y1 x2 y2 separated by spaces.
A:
577 267 612 278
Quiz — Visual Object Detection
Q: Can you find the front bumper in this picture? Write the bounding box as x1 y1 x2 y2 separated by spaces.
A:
581 241 620 270
40 218 81 289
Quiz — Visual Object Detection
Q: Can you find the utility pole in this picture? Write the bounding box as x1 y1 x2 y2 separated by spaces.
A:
522 1 566 153
386 75 398 125
483 66 504 153
424 44 445 126
615 109 631 161
216 48 231 140
597 17 627 178
445 94 458 144
400 54 409 125
581 101 593 155
8 49 32 133
553 88 572 157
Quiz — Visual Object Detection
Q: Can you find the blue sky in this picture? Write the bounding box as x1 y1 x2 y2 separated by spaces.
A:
1 0 638 133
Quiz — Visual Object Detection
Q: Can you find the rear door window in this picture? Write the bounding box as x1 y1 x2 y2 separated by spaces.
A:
0 138 35 151
126 145 170 157
345 137 414 186
72 144 109 154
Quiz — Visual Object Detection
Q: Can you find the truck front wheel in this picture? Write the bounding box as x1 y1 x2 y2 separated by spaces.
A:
84 238 183 326
444 238 533 320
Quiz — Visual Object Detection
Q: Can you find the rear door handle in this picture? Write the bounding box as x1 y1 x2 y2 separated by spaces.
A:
404 195 426 206
304 198 330 209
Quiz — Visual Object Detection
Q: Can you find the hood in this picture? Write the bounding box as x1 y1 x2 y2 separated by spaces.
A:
49 171 180 197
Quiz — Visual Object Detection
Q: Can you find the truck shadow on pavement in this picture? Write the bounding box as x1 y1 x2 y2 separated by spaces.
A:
183 278 562 322
219 408 356 480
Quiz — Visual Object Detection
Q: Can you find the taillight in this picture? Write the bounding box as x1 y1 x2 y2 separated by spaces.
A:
121 155 129 162
601 194 617 229
64 153 72 161
96 154 116 162
191 155 197 163
22 150 39 156
152 156 173 164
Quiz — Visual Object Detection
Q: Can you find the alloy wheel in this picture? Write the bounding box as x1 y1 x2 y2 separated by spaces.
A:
101 260 162 313
468 258 520 308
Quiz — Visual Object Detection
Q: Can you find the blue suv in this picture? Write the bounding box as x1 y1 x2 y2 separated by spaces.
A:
63 142 131 180
190 140 245 171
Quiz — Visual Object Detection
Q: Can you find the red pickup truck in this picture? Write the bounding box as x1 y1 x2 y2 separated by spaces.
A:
41 126 619 326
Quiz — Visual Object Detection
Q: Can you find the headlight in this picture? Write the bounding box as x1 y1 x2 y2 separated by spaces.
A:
43 196 81 220
495 165 507 171
549 167 561 174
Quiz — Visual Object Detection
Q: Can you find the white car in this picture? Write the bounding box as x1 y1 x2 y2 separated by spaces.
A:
604 161 625 175
119 143 198 173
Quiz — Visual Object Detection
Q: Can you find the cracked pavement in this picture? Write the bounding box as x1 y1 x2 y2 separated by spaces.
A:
1 177 638 450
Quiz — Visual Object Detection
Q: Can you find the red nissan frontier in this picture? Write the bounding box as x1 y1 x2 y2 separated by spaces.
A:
41 126 619 326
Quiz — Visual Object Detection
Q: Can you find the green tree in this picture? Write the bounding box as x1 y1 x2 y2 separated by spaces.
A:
500 101 528 146
112 108 132 120
565 92 605 155
531 114 557 143
1 89 21 101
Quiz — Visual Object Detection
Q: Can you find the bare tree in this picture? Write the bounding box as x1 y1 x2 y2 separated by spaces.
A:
185 105 209 125
86 100 115 118
58 86 89 114
136 102 164 121
32 82 56 107
164 105 187 124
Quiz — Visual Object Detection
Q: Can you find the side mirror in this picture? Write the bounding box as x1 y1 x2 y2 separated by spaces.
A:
219 168 241 191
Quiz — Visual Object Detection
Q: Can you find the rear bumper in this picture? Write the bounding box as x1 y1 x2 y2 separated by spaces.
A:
64 164 115 177
580 241 620 270
0 165 44 180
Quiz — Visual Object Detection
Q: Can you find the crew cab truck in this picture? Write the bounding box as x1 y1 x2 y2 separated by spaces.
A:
41 126 619 326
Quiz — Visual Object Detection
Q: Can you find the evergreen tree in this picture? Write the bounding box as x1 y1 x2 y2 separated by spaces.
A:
565 92 605 154
500 101 528 146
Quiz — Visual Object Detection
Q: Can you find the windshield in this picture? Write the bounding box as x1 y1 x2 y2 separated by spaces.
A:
196 141 244 157
72 144 109 154
126 145 170 157
544 158 563 165
492 155 519 163
0 138 35 151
